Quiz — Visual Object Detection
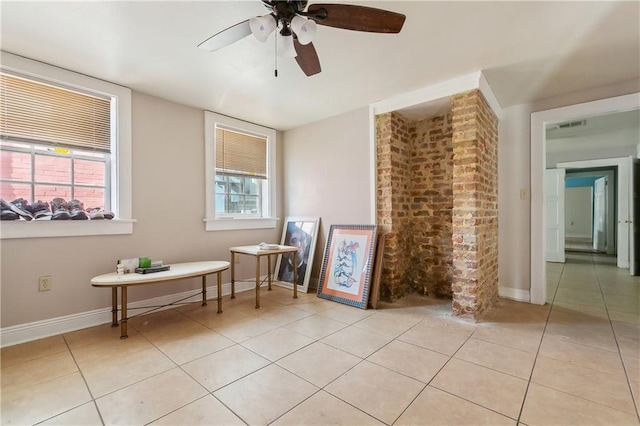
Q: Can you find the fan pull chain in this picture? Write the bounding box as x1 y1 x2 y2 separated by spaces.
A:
274 32 278 77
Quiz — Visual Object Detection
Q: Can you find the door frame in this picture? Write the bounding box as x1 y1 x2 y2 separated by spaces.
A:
558 158 630 268
530 93 639 305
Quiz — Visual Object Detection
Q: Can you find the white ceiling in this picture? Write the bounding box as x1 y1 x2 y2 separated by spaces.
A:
1 1 639 131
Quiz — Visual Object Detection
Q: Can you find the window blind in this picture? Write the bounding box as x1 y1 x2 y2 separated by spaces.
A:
216 127 267 178
0 73 111 152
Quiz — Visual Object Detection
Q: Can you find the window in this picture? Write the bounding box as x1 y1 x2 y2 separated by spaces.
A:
0 53 132 239
204 112 277 231
1 73 111 210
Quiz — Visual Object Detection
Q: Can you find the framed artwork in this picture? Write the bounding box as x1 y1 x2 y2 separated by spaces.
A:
317 224 377 309
275 217 320 293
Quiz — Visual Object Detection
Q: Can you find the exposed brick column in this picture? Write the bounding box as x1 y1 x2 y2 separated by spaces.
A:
451 90 499 318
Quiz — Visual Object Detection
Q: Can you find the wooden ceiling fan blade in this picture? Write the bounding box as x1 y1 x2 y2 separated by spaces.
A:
307 4 405 33
294 40 321 76
198 19 252 52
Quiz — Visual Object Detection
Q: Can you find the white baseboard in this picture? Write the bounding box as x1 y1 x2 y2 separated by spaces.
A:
498 286 530 303
0 280 255 348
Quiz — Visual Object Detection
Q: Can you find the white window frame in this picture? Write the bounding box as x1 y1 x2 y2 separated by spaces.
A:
204 111 277 231
0 52 134 239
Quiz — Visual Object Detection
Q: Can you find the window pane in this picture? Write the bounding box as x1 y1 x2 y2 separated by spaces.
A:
215 194 226 213
34 185 71 202
34 155 71 184
73 187 105 209
229 176 243 195
244 177 260 195
228 194 243 213
74 159 105 185
0 182 31 202
215 175 227 194
244 195 260 214
1 151 31 181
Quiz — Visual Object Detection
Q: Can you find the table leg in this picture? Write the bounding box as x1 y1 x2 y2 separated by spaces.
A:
230 252 236 299
255 256 261 309
293 252 298 299
268 254 272 291
120 286 128 339
111 287 118 327
217 270 223 314
202 275 207 306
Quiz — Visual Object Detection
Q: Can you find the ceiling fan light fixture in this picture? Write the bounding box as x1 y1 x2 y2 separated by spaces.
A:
291 15 317 45
277 32 297 58
249 14 276 42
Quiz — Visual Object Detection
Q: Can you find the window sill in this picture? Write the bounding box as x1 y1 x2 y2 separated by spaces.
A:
204 217 278 231
0 219 136 240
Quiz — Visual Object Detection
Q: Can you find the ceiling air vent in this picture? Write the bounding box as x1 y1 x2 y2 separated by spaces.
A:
557 119 586 129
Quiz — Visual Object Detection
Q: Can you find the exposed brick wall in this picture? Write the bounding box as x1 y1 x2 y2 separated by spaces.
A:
376 89 498 319
451 90 499 318
376 112 454 301
409 114 454 298
0 150 106 208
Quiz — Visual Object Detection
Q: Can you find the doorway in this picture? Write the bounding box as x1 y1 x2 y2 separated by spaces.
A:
530 93 640 305
563 167 616 255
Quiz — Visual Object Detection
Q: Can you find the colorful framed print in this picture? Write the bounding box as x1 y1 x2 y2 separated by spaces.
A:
317 224 377 309
274 217 320 293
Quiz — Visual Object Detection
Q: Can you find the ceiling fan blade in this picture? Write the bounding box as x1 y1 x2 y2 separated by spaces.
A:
198 19 252 52
307 4 405 33
294 40 321 76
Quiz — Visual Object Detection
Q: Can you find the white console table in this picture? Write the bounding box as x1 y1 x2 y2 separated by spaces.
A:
91 261 230 338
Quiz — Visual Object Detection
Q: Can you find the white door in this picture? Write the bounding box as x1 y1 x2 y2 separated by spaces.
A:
593 176 607 252
545 168 566 263
631 159 640 275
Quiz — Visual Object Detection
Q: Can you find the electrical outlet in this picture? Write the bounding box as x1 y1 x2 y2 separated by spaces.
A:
39 275 52 291
235 256 241 264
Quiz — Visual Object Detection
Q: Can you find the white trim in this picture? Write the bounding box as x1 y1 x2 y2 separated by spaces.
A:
369 105 377 223
203 111 277 231
371 71 482 115
498 286 530 303
479 72 503 120
0 280 255 348
0 219 135 239
530 92 640 305
0 52 133 239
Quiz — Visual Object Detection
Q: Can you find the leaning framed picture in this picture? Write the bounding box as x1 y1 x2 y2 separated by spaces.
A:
274 217 320 293
317 224 377 309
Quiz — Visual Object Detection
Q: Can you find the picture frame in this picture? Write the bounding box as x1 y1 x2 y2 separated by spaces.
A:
317 224 377 309
368 233 386 309
274 217 320 293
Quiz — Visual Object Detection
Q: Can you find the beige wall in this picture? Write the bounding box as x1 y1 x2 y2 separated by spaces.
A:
0 92 283 328
3 78 637 332
282 107 372 285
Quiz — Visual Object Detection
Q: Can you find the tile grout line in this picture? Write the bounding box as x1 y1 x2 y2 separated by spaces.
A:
515 257 563 425
592 253 640 422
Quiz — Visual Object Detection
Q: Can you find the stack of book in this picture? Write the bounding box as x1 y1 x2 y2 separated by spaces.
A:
135 260 170 274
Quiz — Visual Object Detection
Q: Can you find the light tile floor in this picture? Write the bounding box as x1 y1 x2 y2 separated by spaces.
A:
2 252 639 425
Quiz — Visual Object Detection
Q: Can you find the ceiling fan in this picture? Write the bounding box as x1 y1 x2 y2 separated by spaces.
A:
197 1 406 76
